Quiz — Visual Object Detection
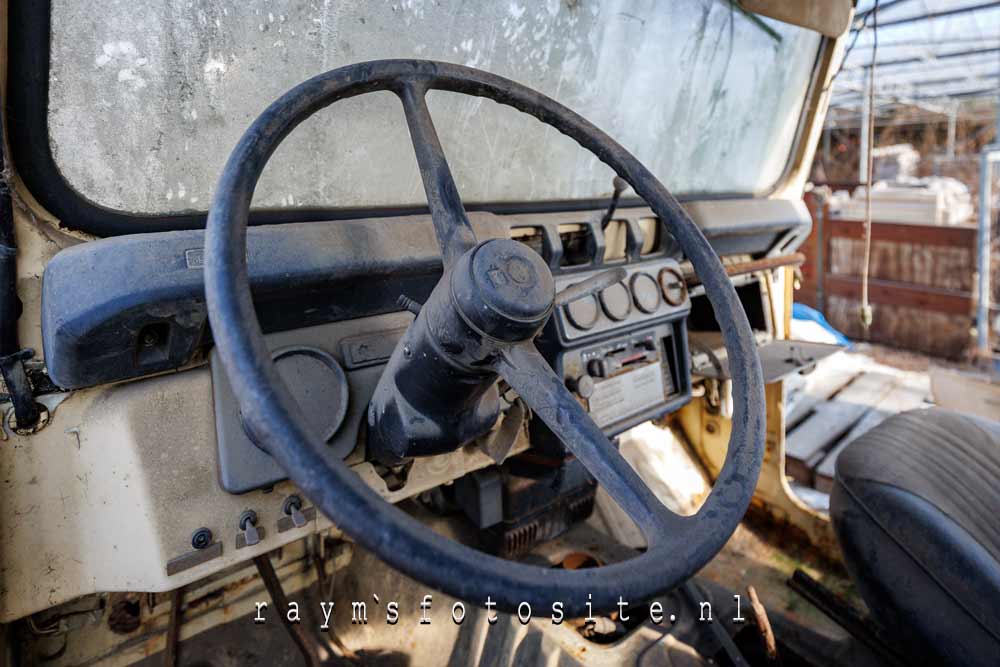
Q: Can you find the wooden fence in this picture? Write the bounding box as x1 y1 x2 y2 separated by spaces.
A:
800 192 986 359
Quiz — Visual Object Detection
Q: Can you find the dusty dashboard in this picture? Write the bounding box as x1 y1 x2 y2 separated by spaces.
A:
40 200 809 492
11 199 809 617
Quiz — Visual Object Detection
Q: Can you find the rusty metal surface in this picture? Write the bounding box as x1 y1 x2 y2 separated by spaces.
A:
683 253 807 285
106 593 143 635
678 382 842 559
725 253 805 280
252 553 323 667
162 589 181 667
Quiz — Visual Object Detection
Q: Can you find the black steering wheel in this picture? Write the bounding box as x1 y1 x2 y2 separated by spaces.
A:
204 60 765 615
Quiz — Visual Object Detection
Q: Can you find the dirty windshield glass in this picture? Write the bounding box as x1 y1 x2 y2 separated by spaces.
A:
49 1 821 214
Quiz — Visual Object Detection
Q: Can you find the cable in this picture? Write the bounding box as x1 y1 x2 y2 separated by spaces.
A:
823 4 878 93
860 0 880 333
0 89 41 431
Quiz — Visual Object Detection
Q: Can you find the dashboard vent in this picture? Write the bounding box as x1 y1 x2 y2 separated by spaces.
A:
604 220 628 261
509 226 549 262
557 223 595 266
638 217 661 255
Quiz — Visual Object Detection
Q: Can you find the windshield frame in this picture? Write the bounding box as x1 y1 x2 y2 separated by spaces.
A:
7 0 828 237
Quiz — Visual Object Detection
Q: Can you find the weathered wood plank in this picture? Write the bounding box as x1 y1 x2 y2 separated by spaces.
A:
825 276 972 316
786 394 831 432
829 218 977 248
818 218 978 359
785 372 898 486
786 402 867 485
828 371 902 408
826 295 972 360
814 382 930 493
786 367 860 431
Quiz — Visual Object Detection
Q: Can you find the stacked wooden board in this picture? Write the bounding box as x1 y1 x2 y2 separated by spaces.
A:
784 350 932 495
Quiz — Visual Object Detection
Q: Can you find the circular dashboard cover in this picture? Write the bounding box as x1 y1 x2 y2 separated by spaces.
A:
564 292 600 330
630 272 662 313
268 346 349 444
599 281 633 321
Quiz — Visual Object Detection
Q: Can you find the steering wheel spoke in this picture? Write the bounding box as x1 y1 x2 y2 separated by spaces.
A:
496 342 684 538
397 82 477 267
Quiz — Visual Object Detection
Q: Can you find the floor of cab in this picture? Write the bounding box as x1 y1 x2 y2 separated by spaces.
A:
130 517 878 667
128 418 877 667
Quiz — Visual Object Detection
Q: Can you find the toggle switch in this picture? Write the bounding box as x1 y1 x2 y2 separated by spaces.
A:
237 510 263 549
283 496 307 528
277 495 317 532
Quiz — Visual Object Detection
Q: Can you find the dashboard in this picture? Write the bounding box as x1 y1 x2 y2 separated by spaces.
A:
0 198 810 621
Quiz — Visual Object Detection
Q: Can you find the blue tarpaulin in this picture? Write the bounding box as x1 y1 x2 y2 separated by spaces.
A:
792 303 853 348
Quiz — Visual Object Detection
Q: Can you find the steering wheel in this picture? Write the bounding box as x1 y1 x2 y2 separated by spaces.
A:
204 60 765 615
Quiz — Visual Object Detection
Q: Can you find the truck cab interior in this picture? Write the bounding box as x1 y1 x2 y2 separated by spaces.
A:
1 1 998 666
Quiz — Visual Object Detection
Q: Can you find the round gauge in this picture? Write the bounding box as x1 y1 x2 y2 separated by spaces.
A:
599 281 632 321
658 266 688 306
563 292 600 330
630 272 661 314
241 345 349 448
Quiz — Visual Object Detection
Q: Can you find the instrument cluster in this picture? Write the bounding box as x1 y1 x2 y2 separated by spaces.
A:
554 259 690 343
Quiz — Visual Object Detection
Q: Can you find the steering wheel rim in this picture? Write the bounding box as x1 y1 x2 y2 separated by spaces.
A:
204 59 765 615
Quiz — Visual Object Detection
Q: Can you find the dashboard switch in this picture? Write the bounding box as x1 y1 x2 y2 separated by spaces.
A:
567 374 596 399
283 496 308 529
237 510 262 549
587 359 607 378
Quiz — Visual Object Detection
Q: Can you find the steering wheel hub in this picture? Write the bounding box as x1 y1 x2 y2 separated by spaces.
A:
454 239 554 342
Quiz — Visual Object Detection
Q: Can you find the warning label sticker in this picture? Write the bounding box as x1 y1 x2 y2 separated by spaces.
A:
587 363 667 428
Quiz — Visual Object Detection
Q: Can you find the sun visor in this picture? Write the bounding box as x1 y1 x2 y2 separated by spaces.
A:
738 0 853 38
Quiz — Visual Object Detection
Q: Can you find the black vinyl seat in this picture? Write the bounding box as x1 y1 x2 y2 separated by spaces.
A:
831 407 1000 666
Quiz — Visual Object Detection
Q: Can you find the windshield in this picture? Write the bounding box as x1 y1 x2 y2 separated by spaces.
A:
47 0 821 216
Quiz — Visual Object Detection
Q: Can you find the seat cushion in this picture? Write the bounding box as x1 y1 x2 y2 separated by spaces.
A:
831 407 1000 666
